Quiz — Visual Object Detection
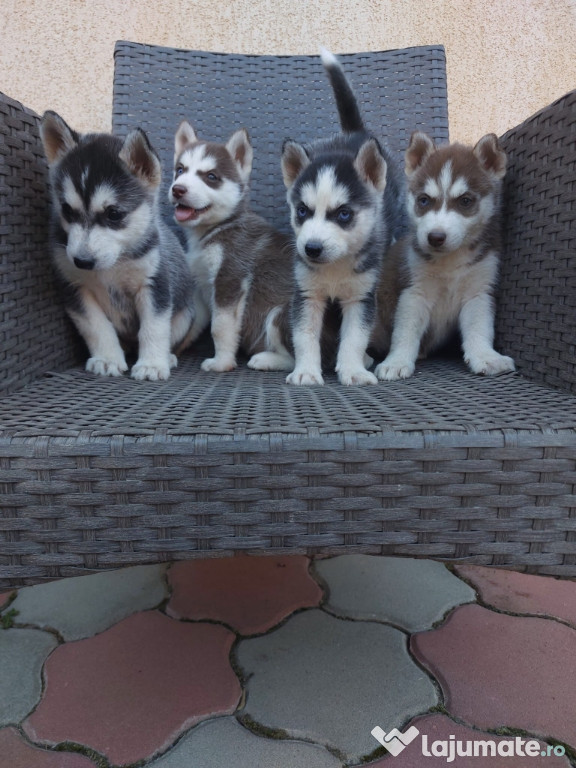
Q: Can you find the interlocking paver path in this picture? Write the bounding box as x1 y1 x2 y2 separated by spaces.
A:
0 555 574 767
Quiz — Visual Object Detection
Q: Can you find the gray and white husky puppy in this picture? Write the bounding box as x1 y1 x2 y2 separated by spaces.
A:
169 122 294 373
281 48 404 386
40 112 196 381
373 131 515 380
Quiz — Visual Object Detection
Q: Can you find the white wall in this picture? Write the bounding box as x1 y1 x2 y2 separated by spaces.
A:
1 0 575 143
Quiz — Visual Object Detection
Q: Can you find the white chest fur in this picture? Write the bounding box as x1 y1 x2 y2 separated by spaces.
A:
187 240 224 305
56 247 160 334
408 247 498 330
296 258 376 303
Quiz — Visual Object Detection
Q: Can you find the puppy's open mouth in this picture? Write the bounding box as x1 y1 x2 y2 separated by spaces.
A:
174 204 211 222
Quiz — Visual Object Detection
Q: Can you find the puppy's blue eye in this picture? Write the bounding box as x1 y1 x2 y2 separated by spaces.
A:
296 204 309 220
417 194 431 208
459 195 474 208
175 167 184 177
206 172 219 182
336 207 353 223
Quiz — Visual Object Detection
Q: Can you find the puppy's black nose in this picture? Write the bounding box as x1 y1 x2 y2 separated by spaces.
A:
304 241 323 260
428 230 446 248
73 256 95 270
171 184 187 200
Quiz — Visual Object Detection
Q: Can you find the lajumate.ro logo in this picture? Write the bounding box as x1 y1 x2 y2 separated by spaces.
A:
371 724 567 762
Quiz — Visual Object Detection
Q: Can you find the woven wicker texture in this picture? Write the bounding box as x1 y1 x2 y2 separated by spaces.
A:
2 350 576 585
0 93 80 396
499 90 576 394
1 353 576 438
112 42 449 234
1 48 576 585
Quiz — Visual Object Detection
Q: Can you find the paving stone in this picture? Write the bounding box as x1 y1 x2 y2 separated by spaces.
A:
23 611 241 765
0 592 13 609
237 608 438 763
0 726 97 767
12 564 168 641
167 555 323 635
0 629 58 725
316 555 476 631
412 603 576 749
361 714 572 766
456 564 576 625
146 716 342 768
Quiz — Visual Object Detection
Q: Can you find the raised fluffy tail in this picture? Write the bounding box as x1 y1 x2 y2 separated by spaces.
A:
319 47 365 134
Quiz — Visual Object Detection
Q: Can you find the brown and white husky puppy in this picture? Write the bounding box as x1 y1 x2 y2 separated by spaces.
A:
373 131 515 380
169 122 294 372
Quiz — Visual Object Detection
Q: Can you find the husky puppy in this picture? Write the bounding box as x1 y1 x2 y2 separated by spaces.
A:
40 112 196 381
374 131 515 380
169 122 294 372
281 48 404 386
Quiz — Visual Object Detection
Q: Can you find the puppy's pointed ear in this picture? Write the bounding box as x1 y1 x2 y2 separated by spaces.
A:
40 111 80 165
174 120 198 160
226 128 253 182
473 133 507 179
119 128 162 189
281 140 310 189
405 131 435 177
354 138 387 192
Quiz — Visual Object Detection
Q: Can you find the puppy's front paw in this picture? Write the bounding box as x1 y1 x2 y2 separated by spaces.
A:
466 351 516 376
86 357 128 377
131 360 171 381
286 369 324 386
374 356 416 381
248 351 295 371
338 367 378 386
201 356 237 372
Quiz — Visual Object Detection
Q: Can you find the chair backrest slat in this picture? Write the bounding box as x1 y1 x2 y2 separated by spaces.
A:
112 42 449 233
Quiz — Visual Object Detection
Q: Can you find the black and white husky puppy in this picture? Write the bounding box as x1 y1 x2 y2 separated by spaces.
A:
40 112 196 381
169 122 294 373
373 131 515 380
281 48 404 386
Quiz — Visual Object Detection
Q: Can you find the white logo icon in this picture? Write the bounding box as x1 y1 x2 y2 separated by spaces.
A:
371 725 420 756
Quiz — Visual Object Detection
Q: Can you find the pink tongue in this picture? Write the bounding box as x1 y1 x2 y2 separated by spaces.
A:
174 205 198 222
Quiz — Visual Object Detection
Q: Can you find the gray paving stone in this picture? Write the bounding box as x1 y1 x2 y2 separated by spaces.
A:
316 555 476 631
12 565 168 641
236 609 438 763
0 629 58 725
146 716 342 768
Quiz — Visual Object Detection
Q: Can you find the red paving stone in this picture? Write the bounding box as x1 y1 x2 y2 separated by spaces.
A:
0 592 13 609
23 611 241 765
365 714 571 766
456 564 576 625
411 604 576 750
0 727 96 768
167 555 323 634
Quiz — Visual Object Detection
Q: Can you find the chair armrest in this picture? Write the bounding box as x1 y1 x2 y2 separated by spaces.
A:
0 91 80 395
497 91 576 394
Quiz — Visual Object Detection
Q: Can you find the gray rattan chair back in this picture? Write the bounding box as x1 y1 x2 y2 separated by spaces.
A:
112 42 449 234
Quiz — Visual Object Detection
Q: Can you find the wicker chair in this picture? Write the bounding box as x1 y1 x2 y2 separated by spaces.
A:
1 42 575 587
